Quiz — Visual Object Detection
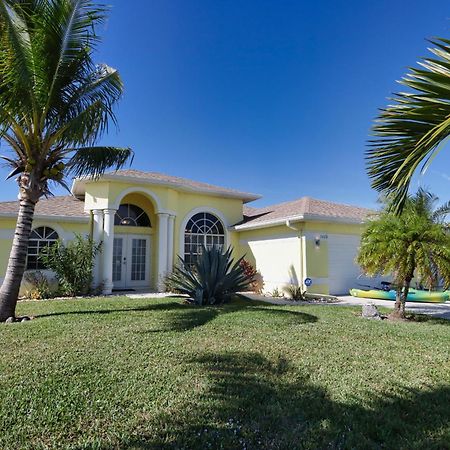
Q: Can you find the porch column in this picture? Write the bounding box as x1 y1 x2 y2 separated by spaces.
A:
157 212 169 291
166 215 176 274
102 208 116 295
91 209 104 289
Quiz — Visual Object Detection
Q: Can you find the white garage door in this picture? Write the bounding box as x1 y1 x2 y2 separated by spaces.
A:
328 234 362 295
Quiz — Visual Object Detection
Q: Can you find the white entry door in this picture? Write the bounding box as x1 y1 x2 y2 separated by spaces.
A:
112 234 151 289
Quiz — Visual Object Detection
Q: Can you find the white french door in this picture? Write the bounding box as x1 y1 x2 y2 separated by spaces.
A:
112 234 151 289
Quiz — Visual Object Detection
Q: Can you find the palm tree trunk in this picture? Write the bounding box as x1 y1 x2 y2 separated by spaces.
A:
393 287 402 316
391 280 411 320
400 281 411 317
0 195 36 321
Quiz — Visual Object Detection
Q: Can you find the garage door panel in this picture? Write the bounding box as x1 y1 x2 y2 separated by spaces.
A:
328 234 362 295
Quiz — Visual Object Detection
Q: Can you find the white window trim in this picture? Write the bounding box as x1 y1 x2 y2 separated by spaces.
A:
178 207 229 258
26 225 60 271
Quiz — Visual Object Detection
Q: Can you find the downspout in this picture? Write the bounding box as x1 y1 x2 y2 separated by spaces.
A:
285 220 306 289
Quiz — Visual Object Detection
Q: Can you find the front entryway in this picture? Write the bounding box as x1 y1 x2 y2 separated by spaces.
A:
112 234 151 289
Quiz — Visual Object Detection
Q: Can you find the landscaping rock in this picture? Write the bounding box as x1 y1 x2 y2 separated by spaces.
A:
362 303 382 320
5 317 15 323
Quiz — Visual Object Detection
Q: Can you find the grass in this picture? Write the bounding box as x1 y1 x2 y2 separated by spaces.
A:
1 296 449 449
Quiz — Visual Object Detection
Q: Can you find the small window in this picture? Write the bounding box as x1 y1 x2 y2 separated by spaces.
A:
114 204 151 227
26 226 59 270
184 212 225 265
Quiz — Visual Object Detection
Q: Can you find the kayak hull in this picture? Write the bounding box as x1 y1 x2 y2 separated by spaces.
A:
349 288 449 303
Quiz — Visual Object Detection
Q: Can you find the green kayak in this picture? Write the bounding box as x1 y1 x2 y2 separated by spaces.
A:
349 288 449 303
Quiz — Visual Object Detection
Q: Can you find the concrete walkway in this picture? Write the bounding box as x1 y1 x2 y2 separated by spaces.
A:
243 293 450 320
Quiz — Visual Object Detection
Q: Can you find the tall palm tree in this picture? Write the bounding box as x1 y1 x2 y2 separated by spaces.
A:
367 37 450 211
357 189 450 319
0 0 133 321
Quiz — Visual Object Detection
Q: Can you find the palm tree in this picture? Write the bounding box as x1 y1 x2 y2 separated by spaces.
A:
0 0 133 321
366 37 450 210
357 189 450 319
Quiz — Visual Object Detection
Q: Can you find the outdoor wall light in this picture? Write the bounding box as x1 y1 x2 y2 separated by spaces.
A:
315 236 321 248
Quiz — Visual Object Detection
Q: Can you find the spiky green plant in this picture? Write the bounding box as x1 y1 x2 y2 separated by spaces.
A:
0 1 132 320
167 246 252 306
357 189 450 318
282 284 306 301
367 37 450 211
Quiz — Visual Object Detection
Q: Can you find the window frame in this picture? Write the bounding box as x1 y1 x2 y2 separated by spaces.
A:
26 226 59 271
114 203 151 228
183 211 226 266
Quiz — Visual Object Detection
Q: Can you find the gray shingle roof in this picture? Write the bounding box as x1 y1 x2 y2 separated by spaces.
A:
239 197 373 228
0 196 87 219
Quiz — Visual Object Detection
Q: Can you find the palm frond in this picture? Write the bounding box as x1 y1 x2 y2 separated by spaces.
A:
41 0 107 121
0 1 34 105
67 146 133 178
367 38 450 211
47 65 123 146
432 200 450 222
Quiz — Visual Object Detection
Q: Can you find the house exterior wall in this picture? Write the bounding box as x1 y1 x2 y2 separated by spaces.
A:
302 221 365 294
0 180 245 293
0 216 90 293
0 177 369 296
237 221 365 295
237 225 303 293
83 179 244 289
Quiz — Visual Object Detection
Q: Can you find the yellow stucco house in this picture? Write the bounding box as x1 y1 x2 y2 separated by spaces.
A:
0 169 372 296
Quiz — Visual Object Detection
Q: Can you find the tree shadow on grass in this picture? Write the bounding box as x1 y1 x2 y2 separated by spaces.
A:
35 299 318 333
101 351 450 449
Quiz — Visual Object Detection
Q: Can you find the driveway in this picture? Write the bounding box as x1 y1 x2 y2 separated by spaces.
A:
336 295 450 320
243 293 450 320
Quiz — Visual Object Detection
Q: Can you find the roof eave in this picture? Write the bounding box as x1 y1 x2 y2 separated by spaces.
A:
0 212 89 223
72 175 261 203
233 213 367 231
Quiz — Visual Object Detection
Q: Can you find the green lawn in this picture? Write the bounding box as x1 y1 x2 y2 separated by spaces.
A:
1 296 449 449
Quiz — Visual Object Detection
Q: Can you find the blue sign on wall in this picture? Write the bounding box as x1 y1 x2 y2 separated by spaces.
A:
304 277 312 287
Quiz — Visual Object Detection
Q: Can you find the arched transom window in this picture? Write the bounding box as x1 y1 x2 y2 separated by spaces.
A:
26 226 59 270
184 212 225 265
114 204 151 227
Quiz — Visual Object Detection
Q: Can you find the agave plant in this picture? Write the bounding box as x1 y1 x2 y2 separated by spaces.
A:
167 246 252 305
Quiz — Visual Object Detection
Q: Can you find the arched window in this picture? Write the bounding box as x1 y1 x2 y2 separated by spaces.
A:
114 204 151 227
184 212 225 265
26 226 59 270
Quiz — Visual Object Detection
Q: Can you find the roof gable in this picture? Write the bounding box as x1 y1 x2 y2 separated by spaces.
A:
238 196 373 229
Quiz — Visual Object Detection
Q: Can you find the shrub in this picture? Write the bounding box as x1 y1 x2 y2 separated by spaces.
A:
163 269 183 294
283 284 306 301
167 246 252 305
40 235 102 297
269 287 283 298
23 271 53 300
239 259 264 293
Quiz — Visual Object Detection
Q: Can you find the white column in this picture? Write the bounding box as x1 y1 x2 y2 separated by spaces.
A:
166 215 175 274
157 212 169 291
102 209 116 295
92 209 104 289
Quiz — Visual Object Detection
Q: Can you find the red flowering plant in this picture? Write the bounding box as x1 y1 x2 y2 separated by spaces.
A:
239 259 264 294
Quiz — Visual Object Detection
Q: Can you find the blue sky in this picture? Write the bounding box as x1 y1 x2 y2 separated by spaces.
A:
1 0 449 207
